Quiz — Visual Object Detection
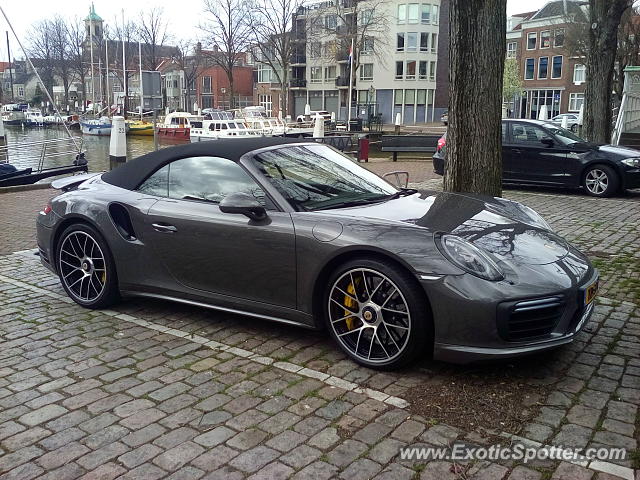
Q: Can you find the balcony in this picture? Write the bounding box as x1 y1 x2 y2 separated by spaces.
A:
291 55 307 65
289 78 307 89
335 76 355 88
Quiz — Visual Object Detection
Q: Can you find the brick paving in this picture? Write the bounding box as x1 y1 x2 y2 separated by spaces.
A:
0 181 639 479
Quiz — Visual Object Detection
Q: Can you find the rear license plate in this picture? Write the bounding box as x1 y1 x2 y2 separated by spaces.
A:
584 280 599 305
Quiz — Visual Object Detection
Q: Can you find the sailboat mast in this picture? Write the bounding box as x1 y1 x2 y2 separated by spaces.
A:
105 40 109 110
89 11 95 110
138 41 143 121
121 9 127 118
5 31 14 100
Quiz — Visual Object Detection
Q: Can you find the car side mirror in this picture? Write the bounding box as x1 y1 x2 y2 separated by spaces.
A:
219 192 268 221
541 138 555 147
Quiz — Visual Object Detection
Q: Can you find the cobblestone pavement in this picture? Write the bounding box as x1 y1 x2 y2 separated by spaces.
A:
0 184 639 479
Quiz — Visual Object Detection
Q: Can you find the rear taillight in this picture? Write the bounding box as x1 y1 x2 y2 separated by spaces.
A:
42 204 52 215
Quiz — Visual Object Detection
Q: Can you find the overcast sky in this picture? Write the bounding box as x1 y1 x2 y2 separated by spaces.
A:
0 0 550 62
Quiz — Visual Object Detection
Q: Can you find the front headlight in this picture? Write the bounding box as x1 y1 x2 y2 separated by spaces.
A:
436 234 504 281
621 157 640 167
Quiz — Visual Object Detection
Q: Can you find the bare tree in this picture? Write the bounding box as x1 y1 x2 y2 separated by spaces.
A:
173 40 207 111
249 0 302 116
66 17 87 109
200 0 253 109
28 20 56 103
445 0 506 197
138 7 171 70
583 0 632 143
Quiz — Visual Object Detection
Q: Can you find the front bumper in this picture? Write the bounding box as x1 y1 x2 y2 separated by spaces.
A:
422 266 598 364
621 167 640 190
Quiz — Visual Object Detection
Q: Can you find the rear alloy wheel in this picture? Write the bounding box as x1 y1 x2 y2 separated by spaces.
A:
57 223 120 308
583 164 619 197
325 259 432 369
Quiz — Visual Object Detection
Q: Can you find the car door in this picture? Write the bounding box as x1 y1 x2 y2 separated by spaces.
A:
138 156 297 309
504 122 568 185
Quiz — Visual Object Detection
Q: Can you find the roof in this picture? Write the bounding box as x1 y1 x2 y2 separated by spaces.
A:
102 137 305 190
85 4 102 22
530 0 588 21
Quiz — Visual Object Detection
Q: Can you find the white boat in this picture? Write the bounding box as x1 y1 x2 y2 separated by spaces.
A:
24 109 44 127
80 116 112 136
189 110 261 142
1 110 25 126
233 106 288 136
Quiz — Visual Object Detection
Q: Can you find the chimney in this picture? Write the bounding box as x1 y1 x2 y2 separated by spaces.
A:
196 42 202 54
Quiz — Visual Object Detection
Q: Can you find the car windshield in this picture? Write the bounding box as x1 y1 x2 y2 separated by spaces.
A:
542 123 585 145
251 144 398 211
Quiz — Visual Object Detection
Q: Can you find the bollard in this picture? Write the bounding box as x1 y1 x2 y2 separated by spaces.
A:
538 104 548 121
358 135 369 163
304 104 311 122
394 112 402 135
561 115 569 129
313 114 324 138
109 116 126 168
0 118 5 163
0 117 5 142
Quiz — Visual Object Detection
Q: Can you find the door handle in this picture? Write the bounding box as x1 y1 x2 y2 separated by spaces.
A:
152 223 177 233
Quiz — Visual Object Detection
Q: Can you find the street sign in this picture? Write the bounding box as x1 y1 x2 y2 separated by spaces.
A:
141 71 163 110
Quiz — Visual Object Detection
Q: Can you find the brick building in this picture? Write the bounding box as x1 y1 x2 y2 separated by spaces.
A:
508 0 587 119
195 57 254 110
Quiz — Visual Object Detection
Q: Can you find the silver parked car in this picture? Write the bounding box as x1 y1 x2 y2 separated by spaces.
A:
551 113 579 132
37 138 598 368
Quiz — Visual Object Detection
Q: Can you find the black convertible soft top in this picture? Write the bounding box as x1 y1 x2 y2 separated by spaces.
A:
102 137 304 191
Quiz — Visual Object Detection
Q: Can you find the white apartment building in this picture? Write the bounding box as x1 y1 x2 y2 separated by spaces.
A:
285 0 442 124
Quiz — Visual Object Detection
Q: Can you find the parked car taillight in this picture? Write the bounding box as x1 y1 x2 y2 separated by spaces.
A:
41 203 52 215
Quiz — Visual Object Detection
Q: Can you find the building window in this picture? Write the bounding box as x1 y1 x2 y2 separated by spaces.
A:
17 86 24 97
359 63 373 81
421 4 430 23
407 32 418 52
527 32 537 50
309 42 321 58
405 89 415 105
362 36 374 55
554 28 565 47
324 65 336 81
540 30 551 48
507 41 517 58
394 89 403 105
420 32 429 52
259 94 272 116
397 33 405 52
202 76 212 94
397 4 406 24
360 9 374 26
257 65 272 83
431 33 438 53
569 93 584 112
551 56 562 79
429 61 436 81
573 64 586 83
395 61 404 80
525 58 535 80
406 60 416 80
408 3 419 23
310 67 322 83
538 57 548 79
325 14 337 30
432 4 438 24
417 89 426 105
419 60 427 80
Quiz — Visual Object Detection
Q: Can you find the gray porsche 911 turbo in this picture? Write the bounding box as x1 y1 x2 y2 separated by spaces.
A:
36 137 599 369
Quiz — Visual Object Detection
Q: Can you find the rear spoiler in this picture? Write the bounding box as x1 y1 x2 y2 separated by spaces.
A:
51 172 102 192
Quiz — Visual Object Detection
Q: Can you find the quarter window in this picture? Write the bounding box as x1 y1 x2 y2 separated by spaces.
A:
138 157 266 206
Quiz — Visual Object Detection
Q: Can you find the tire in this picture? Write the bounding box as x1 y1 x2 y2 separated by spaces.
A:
582 164 620 197
324 257 432 369
56 223 120 309
570 124 578 132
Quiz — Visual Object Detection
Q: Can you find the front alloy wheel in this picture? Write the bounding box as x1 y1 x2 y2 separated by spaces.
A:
583 165 619 197
326 259 432 369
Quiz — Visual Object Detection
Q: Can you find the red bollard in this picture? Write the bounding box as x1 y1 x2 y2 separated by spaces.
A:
358 136 369 163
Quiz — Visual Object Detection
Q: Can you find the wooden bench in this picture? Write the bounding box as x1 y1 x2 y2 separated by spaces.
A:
381 134 440 161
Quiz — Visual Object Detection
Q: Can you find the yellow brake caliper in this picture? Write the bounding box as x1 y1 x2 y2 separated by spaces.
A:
344 282 358 330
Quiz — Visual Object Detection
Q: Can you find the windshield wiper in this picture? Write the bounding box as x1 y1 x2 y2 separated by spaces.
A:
384 188 418 200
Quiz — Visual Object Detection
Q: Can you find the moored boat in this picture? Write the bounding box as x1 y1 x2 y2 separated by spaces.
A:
156 112 203 139
126 119 154 136
80 116 112 136
189 110 260 142
24 109 44 127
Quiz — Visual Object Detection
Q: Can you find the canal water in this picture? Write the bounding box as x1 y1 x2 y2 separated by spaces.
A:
3 126 179 173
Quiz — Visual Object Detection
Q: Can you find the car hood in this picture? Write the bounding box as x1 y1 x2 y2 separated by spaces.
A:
591 144 640 158
323 191 570 266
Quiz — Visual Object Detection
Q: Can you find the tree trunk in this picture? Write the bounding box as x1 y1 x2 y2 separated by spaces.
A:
583 0 629 144
444 0 506 197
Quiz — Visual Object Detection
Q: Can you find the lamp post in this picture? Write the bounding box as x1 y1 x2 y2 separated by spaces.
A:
367 85 375 125
220 87 226 110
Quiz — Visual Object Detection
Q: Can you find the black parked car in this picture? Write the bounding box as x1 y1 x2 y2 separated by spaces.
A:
433 119 640 197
